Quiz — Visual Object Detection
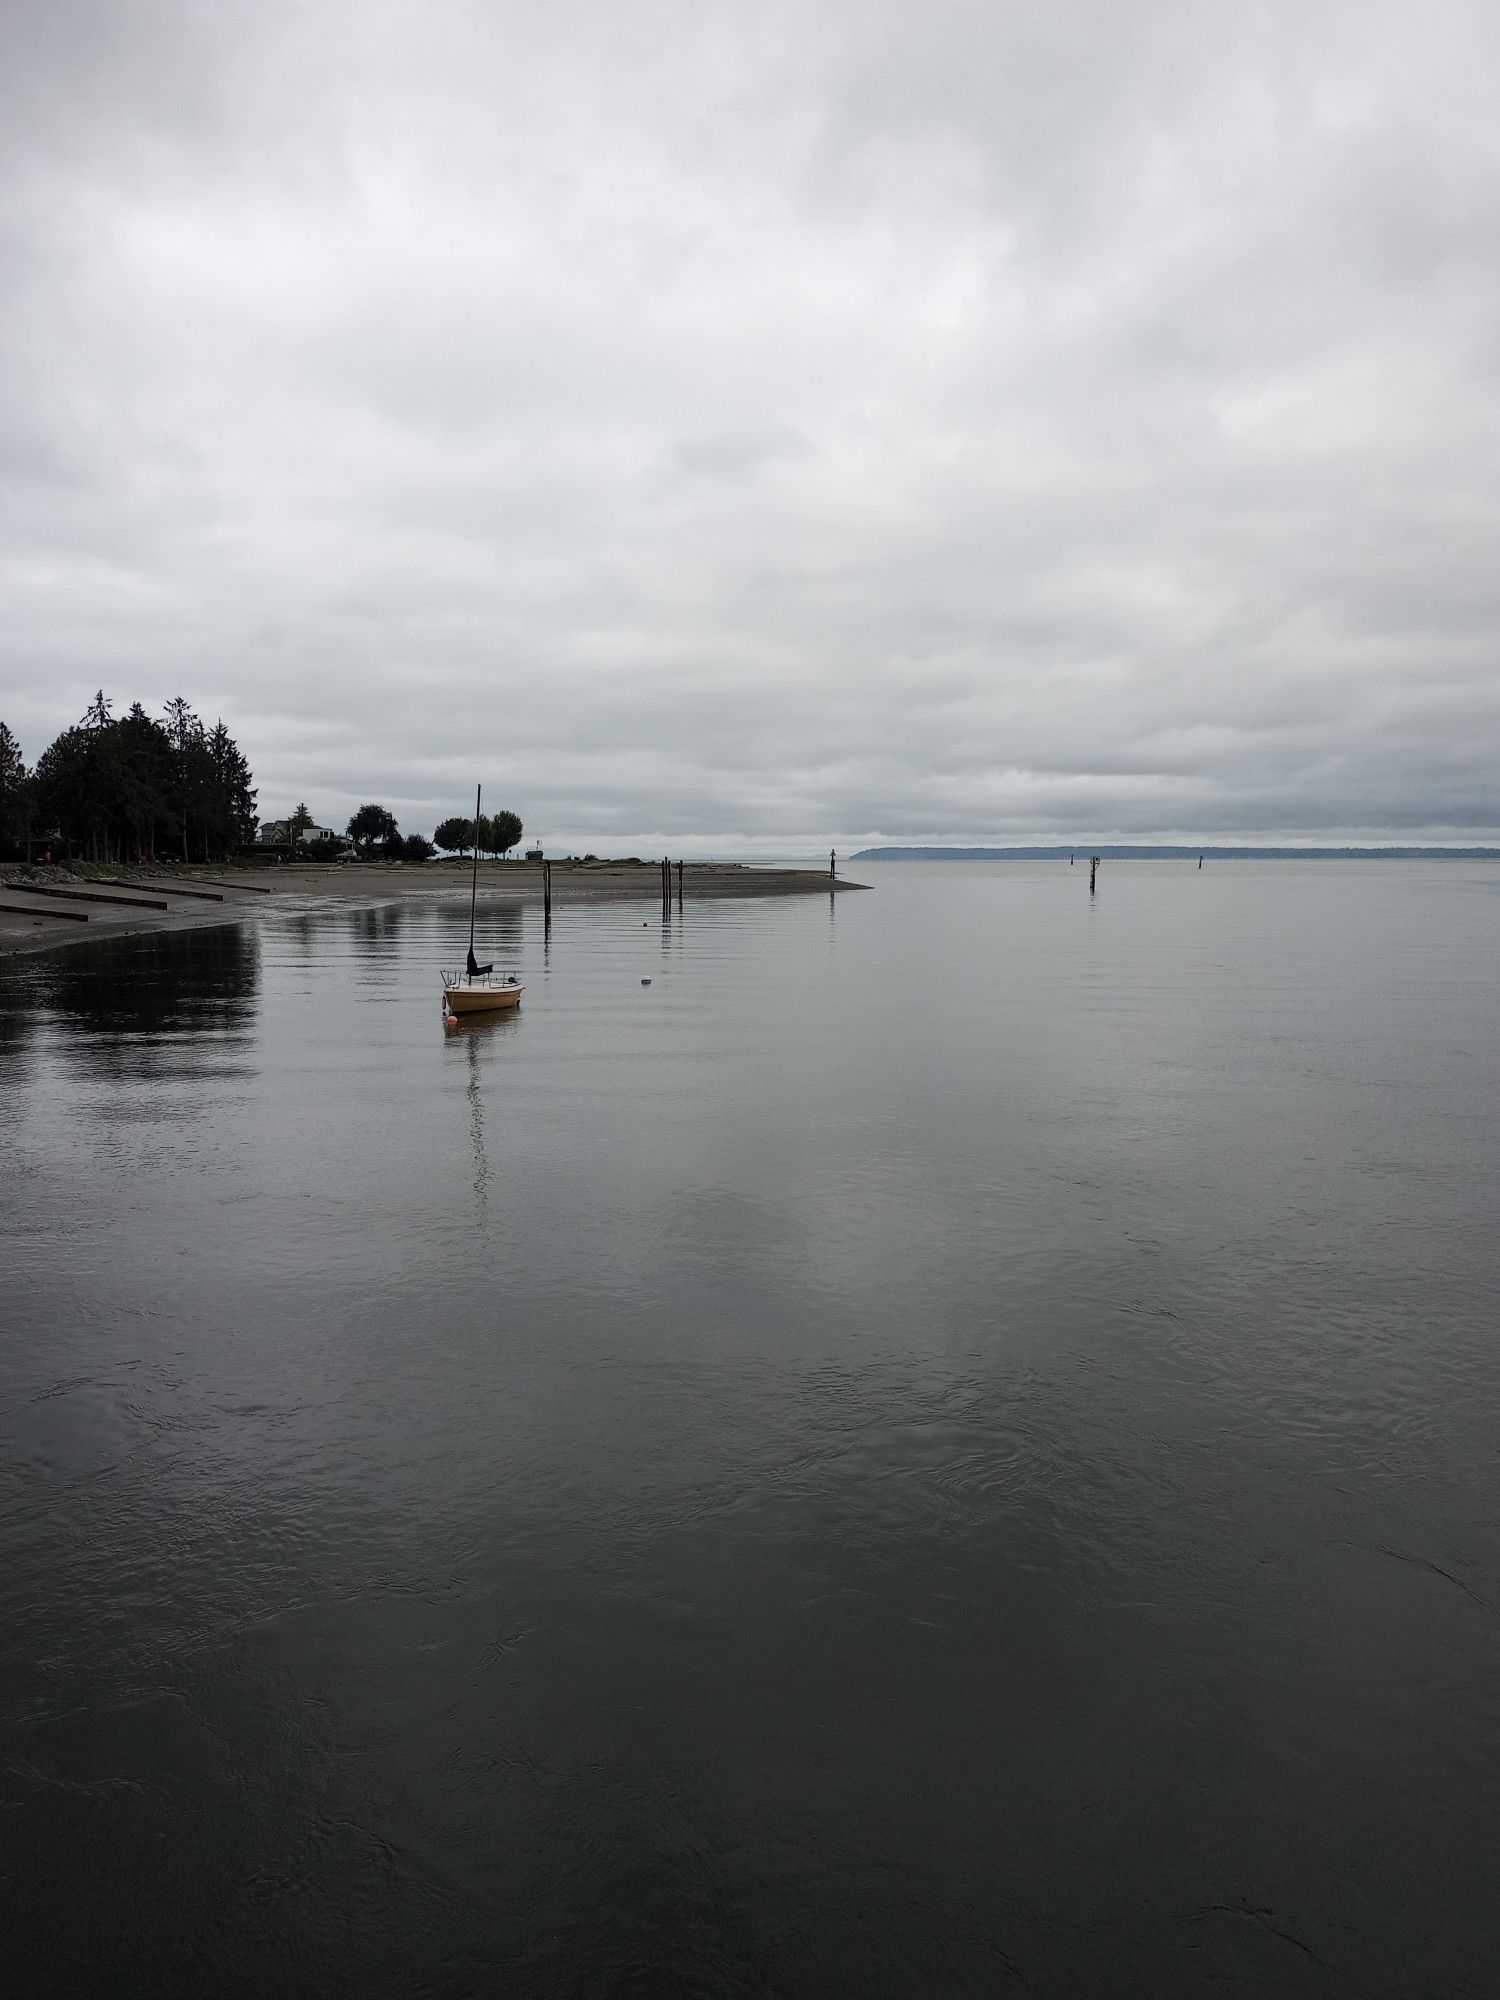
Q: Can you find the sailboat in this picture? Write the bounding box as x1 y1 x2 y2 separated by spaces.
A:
441 784 524 1016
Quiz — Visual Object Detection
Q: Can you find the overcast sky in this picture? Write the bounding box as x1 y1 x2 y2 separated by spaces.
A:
3 0 1498 851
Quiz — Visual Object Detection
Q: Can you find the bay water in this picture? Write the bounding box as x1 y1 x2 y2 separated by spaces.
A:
4 861 1499 1995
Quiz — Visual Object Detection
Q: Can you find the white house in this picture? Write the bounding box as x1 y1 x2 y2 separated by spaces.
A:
261 819 340 846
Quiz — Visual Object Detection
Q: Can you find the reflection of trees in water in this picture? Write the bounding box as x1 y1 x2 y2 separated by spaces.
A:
0 963 41 1081
34 925 261 1043
473 900 524 970
349 902 408 989
354 903 405 947
280 912 322 962
275 902 407 967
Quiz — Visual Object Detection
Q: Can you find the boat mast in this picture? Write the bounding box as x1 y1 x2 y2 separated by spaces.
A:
468 782 481 962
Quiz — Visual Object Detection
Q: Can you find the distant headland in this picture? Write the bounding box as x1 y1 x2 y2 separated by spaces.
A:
854 845 1500 861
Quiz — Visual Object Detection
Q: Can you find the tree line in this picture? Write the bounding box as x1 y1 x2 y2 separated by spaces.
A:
432 809 523 859
0 694 256 864
263 803 524 862
0 697 529 868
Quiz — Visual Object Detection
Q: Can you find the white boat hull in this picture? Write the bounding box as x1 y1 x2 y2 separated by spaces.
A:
442 977 523 1014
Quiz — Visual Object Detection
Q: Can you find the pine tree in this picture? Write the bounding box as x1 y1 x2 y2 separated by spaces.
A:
0 721 31 857
206 720 258 857
162 697 204 860
22 693 258 864
115 704 174 862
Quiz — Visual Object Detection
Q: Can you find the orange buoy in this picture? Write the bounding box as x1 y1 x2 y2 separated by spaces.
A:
445 1012 459 1027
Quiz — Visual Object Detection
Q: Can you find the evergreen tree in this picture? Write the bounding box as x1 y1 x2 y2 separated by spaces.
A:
25 693 258 863
162 696 205 860
207 720 258 854
34 727 103 859
113 705 174 861
0 722 32 857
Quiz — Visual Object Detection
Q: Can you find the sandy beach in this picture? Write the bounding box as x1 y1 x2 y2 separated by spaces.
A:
0 859 865 958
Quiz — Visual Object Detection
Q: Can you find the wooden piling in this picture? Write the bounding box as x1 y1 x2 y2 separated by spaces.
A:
543 859 552 917
1089 855 1098 893
676 859 683 906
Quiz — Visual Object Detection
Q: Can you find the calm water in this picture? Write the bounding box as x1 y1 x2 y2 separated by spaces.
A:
4 862 1499 1997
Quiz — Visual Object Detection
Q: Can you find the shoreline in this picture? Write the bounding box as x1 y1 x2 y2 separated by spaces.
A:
0 861 866 960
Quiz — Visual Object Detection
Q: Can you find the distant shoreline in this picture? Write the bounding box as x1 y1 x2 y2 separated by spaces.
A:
0 860 865 960
855 845 1500 861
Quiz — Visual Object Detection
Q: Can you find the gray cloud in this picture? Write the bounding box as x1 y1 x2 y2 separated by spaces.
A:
3 0 1498 849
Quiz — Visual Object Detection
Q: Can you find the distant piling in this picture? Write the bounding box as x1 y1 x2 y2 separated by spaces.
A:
543 859 552 918
1089 855 1098 893
676 859 684 907
830 848 837 880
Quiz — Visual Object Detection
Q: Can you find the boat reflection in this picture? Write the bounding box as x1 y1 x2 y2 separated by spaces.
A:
467 1032 489 1207
442 997 522 1212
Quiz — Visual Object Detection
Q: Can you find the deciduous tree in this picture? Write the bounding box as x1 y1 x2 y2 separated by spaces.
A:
485 809 523 857
347 803 398 854
433 815 474 855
